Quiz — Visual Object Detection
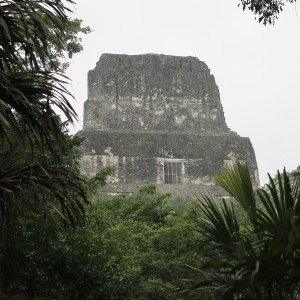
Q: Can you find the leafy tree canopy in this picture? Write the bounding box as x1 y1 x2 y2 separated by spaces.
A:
0 187 202 299
239 0 296 24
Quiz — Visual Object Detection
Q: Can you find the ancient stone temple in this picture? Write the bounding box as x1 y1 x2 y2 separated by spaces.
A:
77 53 259 197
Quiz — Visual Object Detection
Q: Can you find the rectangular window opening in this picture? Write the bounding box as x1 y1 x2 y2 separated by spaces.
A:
164 162 182 184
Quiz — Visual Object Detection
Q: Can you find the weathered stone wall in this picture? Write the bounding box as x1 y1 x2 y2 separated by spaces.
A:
84 54 229 133
79 53 259 197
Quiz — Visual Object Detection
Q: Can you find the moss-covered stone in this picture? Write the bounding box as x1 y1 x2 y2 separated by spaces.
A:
78 54 259 197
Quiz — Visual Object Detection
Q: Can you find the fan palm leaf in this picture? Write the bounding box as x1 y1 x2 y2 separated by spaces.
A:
215 163 256 213
190 164 300 299
195 197 240 246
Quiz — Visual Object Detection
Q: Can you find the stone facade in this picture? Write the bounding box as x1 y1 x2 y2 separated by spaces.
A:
78 53 259 197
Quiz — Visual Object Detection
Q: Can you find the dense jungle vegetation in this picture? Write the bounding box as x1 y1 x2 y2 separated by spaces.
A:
0 0 299 299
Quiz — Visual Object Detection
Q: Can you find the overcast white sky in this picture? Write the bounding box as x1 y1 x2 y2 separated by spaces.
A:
66 0 300 185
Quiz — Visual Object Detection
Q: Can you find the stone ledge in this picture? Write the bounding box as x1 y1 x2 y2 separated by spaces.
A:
99 183 228 198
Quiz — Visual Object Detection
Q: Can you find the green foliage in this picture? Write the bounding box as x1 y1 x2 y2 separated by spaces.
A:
0 188 202 299
83 191 203 299
0 0 71 72
216 163 256 213
47 18 91 72
0 123 90 236
139 183 158 195
0 0 91 232
88 165 114 191
190 163 300 299
291 165 300 177
239 0 296 25
0 213 105 300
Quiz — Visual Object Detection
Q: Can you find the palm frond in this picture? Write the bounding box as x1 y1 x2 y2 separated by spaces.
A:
0 70 76 154
0 0 74 71
195 196 240 247
255 170 298 250
215 163 257 227
0 147 88 230
292 172 300 214
190 164 300 299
